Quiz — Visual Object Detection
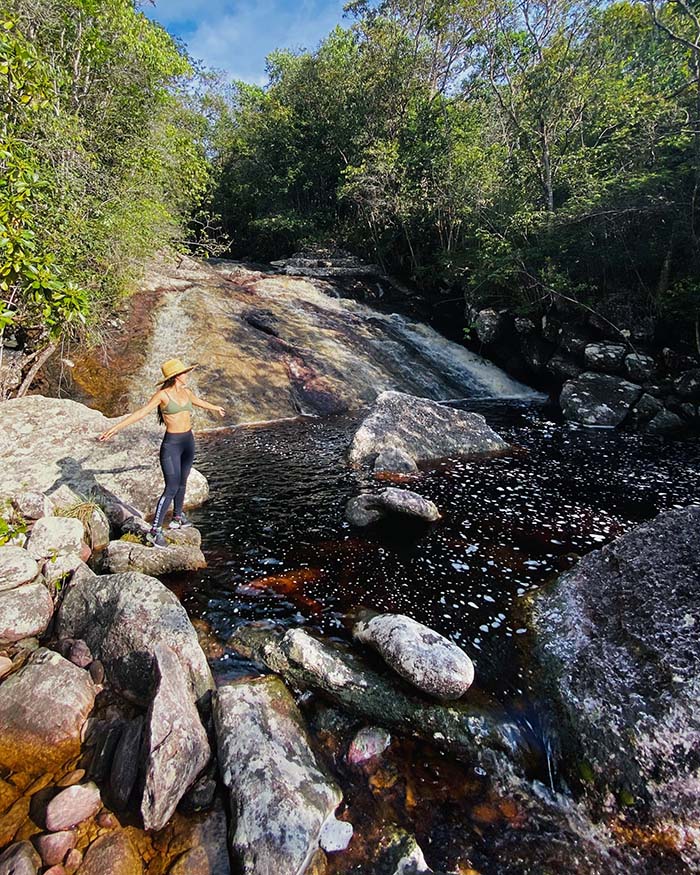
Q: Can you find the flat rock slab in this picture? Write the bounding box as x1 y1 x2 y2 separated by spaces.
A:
45 782 101 831
26 517 84 561
57 570 213 704
0 581 54 643
0 648 95 776
0 396 208 526
141 645 210 831
532 506 700 835
0 546 39 591
349 391 510 472
560 372 642 427
103 540 206 575
78 830 143 875
214 675 343 875
353 613 474 700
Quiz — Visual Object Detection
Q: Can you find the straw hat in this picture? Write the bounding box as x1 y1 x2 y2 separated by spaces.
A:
156 358 196 384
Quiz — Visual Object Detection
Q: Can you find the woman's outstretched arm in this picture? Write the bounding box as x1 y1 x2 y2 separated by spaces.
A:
191 393 225 417
98 390 165 441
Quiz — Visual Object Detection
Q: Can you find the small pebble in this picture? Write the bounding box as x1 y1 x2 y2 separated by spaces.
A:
57 770 85 788
96 811 118 829
33 831 76 866
45 782 101 831
68 639 93 669
44 866 67 875
88 660 105 685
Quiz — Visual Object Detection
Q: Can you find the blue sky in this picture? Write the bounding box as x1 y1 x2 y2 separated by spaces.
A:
144 1 349 84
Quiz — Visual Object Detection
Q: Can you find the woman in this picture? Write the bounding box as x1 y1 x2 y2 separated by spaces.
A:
98 358 225 547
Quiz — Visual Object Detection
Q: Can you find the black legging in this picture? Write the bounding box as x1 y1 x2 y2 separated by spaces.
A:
152 430 195 527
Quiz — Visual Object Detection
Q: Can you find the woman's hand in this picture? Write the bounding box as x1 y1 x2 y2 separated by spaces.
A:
216 406 225 418
98 427 118 441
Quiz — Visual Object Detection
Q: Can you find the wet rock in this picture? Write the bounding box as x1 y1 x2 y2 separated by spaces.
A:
141 645 210 831
560 372 642 427
345 489 440 527
379 829 433 875
109 717 143 811
319 817 353 852
546 353 582 381
102 539 206 575
532 506 700 850
214 675 343 875
0 841 41 875
584 343 626 373
474 309 505 345
45 782 101 831
629 392 663 427
625 353 657 383
78 830 142 875
0 582 54 642
345 495 384 527
43 867 67 875
26 517 84 562
57 770 85 788
373 448 419 475
353 613 474 700
680 401 698 420
88 721 123 784
57 570 213 704
645 408 684 435
347 726 392 766
120 516 202 548
0 546 39 591
33 830 76 866
12 492 53 521
674 368 700 399
168 847 210 875
349 391 510 472
164 801 231 875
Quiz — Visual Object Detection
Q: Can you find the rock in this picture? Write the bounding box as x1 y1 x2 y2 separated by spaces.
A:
519 334 552 375
560 372 642 427
0 841 42 875
674 368 700 400
644 408 685 434
168 847 210 875
44 867 67 875
0 546 39 591
0 397 209 528
119 516 202 548
109 716 143 811
65 639 92 668
45 782 101 831
624 353 657 382
57 570 213 704
63 848 81 873
164 801 231 875
12 492 53 521
680 401 697 420
629 392 663 426
376 828 432 875
0 648 95 776
33 831 76 866
349 391 510 473
0 348 25 395
0 656 12 679
319 817 353 852
347 726 392 766
83 506 110 552
353 613 474 700
214 675 343 875
546 353 582 381
344 495 384 527
583 343 627 373
102 540 206 575
474 309 505 344
373 448 419 475
77 831 142 875
57 770 85 788
141 645 210 831
531 507 700 841
0 582 54 642
42 553 83 586
25 517 84 562
88 660 105 685
345 488 440 527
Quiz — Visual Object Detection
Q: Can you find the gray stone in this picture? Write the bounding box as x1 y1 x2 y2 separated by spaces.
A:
42 553 83 586
141 644 211 831
0 842 41 875
583 343 626 373
0 396 208 527
560 372 642 427
630 392 663 426
0 546 39 591
645 408 684 435
474 309 505 344
373 448 418 475
345 489 440 527
319 817 353 852
103 539 206 575
624 353 657 383
77 830 142 875
214 675 343 875
0 582 54 642
56 570 213 704
546 353 583 381
347 726 392 765
109 716 143 810
353 613 474 701
344 495 384 527
45 782 101 831
26 517 84 562
531 507 700 842
674 368 700 399
33 831 76 867
12 492 53 521
349 391 509 472
0 348 25 395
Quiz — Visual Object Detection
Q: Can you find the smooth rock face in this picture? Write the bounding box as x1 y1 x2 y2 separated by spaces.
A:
57 570 213 704
141 645 210 831
0 546 39 591
26 517 84 561
45 783 101 831
103 540 206 575
345 488 440 527
33 831 76 866
0 396 208 526
532 507 700 838
77 830 142 875
0 582 54 643
214 675 343 875
353 613 475 701
349 391 510 472
0 841 42 875
560 372 642 426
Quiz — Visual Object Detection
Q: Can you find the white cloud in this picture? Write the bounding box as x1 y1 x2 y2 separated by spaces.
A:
146 0 348 83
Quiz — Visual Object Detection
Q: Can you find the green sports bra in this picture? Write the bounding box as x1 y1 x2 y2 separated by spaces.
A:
161 390 193 415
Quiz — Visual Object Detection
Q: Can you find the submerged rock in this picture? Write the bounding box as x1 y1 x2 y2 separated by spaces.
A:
214 675 343 875
349 391 510 472
560 372 642 427
345 488 441 527
57 570 213 704
103 539 206 575
352 613 474 701
347 726 392 766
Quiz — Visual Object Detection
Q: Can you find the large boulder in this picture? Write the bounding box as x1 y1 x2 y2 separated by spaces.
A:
583 343 626 374
56 571 213 704
141 645 211 831
103 540 206 575
26 516 84 561
345 488 441 527
0 546 39 591
0 582 54 642
531 506 700 852
560 372 642 427
349 391 510 473
0 648 95 776
0 396 208 526
214 675 343 875
352 613 474 701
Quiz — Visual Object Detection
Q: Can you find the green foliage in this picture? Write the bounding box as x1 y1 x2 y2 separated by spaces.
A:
0 498 27 546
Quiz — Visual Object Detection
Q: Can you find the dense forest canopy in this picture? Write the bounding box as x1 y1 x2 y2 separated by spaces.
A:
2 0 700 391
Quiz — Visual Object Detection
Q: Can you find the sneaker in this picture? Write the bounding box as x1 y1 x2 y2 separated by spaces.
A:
146 527 167 548
169 513 192 530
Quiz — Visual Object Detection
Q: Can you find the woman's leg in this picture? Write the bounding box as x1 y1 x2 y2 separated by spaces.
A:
172 432 195 519
152 436 183 528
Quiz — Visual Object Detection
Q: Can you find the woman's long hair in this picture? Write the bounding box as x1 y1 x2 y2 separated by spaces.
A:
156 376 177 425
